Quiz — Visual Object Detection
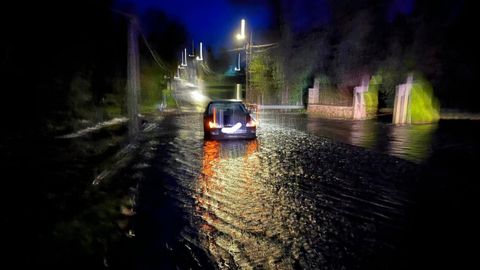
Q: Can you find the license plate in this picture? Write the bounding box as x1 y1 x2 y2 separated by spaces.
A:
221 122 242 134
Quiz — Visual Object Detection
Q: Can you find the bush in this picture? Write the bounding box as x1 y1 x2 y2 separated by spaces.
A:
409 76 440 123
365 77 379 117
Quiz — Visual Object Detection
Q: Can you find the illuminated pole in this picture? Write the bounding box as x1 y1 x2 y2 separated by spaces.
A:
181 51 186 67
241 19 245 37
246 31 252 103
196 42 203 61
184 48 188 67
236 19 245 40
236 19 251 103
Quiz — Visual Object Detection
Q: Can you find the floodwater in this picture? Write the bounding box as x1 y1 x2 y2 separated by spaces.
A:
196 86 480 163
131 85 480 269
260 112 480 163
260 113 436 163
134 112 418 269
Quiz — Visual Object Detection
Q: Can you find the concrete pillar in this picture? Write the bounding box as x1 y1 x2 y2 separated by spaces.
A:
353 80 369 120
393 75 413 124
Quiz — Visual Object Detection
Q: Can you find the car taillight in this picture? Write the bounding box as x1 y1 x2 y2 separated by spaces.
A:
209 121 221 128
246 119 256 127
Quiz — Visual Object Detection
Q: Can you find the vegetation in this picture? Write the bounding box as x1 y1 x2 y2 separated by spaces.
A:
140 62 168 114
239 0 474 113
365 77 380 117
409 76 440 123
249 52 284 104
1 1 186 138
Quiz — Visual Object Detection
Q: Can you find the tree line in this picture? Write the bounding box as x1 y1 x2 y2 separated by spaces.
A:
1 0 187 139
245 0 476 110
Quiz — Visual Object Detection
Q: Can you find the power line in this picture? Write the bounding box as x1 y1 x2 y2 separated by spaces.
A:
111 9 171 73
136 24 170 72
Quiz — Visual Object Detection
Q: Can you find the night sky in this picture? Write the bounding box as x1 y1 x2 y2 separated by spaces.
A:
117 0 273 51
117 0 420 53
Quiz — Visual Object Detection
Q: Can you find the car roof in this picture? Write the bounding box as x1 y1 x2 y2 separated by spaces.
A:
208 99 243 103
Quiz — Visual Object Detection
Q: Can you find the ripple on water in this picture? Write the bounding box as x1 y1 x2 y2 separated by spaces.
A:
150 115 416 269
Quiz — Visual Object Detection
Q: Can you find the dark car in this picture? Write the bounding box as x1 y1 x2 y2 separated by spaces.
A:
203 100 257 140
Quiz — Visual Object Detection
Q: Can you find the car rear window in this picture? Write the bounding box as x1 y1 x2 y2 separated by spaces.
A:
208 102 247 114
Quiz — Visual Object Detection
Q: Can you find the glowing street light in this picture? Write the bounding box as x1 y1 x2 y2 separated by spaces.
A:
180 50 187 67
236 19 246 40
234 19 251 101
196 42 203 61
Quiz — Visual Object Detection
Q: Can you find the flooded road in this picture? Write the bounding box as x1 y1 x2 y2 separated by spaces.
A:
128 85 480 269
261 113 436 163
174 85 479 163
133 112 418 269
259 112 480 163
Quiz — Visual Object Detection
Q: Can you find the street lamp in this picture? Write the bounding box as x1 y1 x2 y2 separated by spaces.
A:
180 50 187 67
182 48 188 67
196 42 203 61
235 19 251 102
236 19 245 40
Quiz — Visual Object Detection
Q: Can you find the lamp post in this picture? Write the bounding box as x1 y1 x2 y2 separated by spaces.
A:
196 42 203 61
236 19 252 103
232 20 278 104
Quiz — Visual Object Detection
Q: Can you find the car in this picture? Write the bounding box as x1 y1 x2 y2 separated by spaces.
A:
203 100 257 140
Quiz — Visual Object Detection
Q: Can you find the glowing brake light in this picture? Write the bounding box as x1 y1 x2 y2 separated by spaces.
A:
209 121 221 129
246 119 256 127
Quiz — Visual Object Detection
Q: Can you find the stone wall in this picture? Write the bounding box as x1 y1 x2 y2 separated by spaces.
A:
307 104 354 119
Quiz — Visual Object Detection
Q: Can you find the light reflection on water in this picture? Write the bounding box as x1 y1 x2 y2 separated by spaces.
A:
196 139 282 268
150 113 417 269
194 138 308 268
193 129 409 269
260 113 438 163
387 123 438 162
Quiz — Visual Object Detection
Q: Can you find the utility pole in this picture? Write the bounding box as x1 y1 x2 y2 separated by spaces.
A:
246 31 253 103
235 20 276 104
246 35 249 103
127 18 140 138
